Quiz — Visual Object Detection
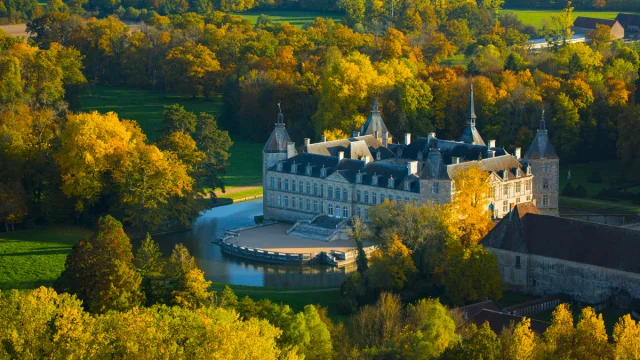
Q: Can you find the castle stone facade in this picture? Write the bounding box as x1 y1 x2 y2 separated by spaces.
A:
263 89 559 222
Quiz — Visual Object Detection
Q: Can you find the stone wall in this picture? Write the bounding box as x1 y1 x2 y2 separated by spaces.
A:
489 248 640 304
529 158 559 217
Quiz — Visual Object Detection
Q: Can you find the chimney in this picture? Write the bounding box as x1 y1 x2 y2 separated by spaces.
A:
405 161 418 176
382 131 389 146
404 133 411 145
352 131 360 138
321 134 326 142
515 147 521 159
488 140 496 149
487 150 495 158
338 151 344 161
451 157 460 164
287 142 296 158
304 138 310 147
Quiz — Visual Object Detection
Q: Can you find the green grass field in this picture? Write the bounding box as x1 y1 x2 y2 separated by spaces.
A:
78 85 263 188
559 160 640 213
236 10 343 29
0 226 93 290
502 9 640 28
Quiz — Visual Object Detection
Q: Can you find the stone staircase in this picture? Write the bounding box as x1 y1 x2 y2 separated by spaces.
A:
288 216 345 241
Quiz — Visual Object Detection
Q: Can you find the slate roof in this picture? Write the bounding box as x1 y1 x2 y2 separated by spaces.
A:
360 100 390 138
447 155 527 180
305 135 395 160
264 123 292 153
460 124 486 146
389 137 508 165
481 203 640 274
573 16 618 29
616 13 640 28
268 153 420 193
525 128 558 160
459 300 500 320
468 309 551 335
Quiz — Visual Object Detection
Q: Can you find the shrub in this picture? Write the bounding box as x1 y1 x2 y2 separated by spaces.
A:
588 169 603 184
562 183 575 196
574 184 588 198
254 215 264 224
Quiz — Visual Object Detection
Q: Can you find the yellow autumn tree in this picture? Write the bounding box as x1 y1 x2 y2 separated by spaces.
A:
448 164 494 245
613 314 640 360
368 234 417 291
501 318 538 360
575 307 611 360
542 303 576 359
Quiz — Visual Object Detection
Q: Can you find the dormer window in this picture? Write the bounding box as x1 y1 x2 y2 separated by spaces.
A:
515 168 520 177
372 173 378 186
404 180 410 191
291 162 297 174
356 170 362 184
305 163 312 176
321 165 327 177
503 170 508 181
376 151 381 161
276 162 283 171
527 166 531 175
388 175 394 188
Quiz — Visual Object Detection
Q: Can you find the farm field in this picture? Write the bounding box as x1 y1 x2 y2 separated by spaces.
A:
235 10 342 28
0 226 93 290
502 9 640 28
78 85 263 189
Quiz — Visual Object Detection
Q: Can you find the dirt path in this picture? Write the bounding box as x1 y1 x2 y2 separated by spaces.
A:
0 24 28 38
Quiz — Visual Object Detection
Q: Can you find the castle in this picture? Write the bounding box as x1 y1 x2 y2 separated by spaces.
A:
263 87 559 224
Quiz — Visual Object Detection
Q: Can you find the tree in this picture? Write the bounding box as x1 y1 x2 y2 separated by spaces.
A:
613 314 640 360
350 292 404 350
448 164 494 245
134 234 165 275
587 24 612 50
165 43 221 97
575 307 610 360
542 303 576 359
368 234 417 291
501 318 538 360
441 322 502 360
504 52 527 72
552 93 581 161
442 243 503 305
165 243 213 309
55 215 144 313
163 104 197 134
399 298 460 359
302 305 333 360
352 217 369 273
0 182 28 231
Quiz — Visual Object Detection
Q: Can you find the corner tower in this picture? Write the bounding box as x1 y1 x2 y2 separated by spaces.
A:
263 104 295 215
460 82 486 146
360 100 391 143
525 111 559 216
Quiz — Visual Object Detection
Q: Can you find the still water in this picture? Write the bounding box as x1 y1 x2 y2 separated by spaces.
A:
151 200 352 288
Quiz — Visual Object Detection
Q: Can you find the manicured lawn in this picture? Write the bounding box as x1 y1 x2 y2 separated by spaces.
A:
0 226 93 290
502 9 640 28
236 10 343 29
559 160 640 213
78 84 263 187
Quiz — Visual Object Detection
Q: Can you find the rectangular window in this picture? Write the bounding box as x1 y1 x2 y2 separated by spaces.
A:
320 201 324 213
396 196 401 202
543 178 549 190
364 209 369 221
306 199 310 211
373 192 377 205
335 187 341 201
516 182 521 193
542 195 549 206
292 197 296 208
299 198 303 209
299 182 303 193
516 256 521 269
284 196 289 207
388 194 393 202
285 179 289 191
490 186 496 199
432 183 440 194
357 207 361 218
344 189 348 201
503 185 508 197
526 180 531 191
328 186 333 199
321 184 324 197
364 191 369 203
543 162 551 173
270 177 274 189
292 180 296 192
278 178 282 190
314 200 318 212
343 207 348 218
306 182 310 194
357 190 361 202
328 204 333 216
277 195 282 207
503 200 508 213
314 183 318 195
270 194 274 206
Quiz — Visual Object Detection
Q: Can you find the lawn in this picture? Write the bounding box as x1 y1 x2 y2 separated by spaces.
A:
559 160 640 213
236 10 343 29
502 9 640 28
78 84 263 188
0 226 93 290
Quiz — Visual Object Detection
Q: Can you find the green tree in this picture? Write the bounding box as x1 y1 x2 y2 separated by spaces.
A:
163 104 197 134
302 305 333 360
134 233 165 276
399 298 460 359
165 243 213 309
441 322 502 360
56 215 144 313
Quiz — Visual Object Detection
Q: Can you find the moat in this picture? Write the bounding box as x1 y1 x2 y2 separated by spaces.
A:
150 200 353 288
